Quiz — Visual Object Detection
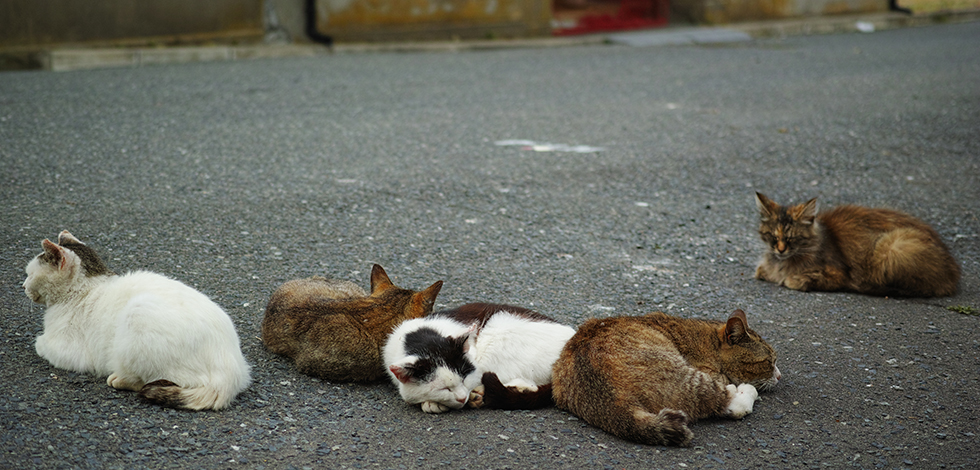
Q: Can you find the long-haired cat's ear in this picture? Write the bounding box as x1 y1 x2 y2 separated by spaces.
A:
389 363 416 384
370 264 394 294
797 198 818 224
57 230 83 246
755 192 776 220
409 281 443 318
724 309 749 345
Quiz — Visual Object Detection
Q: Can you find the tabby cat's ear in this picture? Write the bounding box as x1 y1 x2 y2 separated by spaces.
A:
389 361 417 384
724 309 749 345
409 281 444 318
755 192 777 221
370 264 395 294
57 230 83 246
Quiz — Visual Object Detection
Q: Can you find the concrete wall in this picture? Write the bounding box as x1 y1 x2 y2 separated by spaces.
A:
0 0 265 50
672 0 892 24
312 0 553 41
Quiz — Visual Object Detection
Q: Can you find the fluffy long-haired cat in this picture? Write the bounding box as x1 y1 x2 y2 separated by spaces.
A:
23 231 251 410
552 310 780 447
384 303 576 413
754 192 960 297
262 264 443 382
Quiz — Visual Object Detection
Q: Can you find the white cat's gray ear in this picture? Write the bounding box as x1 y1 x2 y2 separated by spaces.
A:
41 239 69 270
57 230 83 245
389 361 416 384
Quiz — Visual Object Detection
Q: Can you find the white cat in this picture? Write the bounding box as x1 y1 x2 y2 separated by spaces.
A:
23 230 251 411
383 303 576 413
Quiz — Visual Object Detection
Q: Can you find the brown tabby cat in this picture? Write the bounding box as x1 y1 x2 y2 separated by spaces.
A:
754 192 960 297
552 310 780 447
262 264 443 382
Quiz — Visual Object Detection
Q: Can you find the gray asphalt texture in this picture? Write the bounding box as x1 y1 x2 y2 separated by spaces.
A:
2 21 979 470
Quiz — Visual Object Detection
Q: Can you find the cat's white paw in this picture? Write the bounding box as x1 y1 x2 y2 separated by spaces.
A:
503 378 538 393
107 373 144 391
468 385 485 409
726 383 758 419
421 401 450 414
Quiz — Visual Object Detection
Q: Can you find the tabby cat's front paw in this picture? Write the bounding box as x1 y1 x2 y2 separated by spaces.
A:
725 383 759 419
421 401 450 414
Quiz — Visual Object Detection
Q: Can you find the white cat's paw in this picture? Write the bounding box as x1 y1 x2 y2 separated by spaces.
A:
726 383 758 419
468 385 485 409
503 378 538 393
107 373 144 391
421 401 450 414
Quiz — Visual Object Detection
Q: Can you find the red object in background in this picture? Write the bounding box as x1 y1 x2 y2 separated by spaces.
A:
553 0 669 36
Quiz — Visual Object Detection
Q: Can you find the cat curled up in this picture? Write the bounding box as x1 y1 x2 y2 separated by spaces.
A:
384 303 576 414
262 264 443 382
23 231 250 410
552 310 780 447
754 192 960 297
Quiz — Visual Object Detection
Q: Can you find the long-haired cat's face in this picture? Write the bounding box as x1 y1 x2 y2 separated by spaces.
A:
755 192 820 260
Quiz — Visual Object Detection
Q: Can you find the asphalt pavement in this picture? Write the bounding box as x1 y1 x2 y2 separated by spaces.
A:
1 20 978 469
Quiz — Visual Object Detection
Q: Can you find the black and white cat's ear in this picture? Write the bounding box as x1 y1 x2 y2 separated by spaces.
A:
370 264 395 294
57 230 83 245
724 309 749 345
755 192 776 221
388 361 417 384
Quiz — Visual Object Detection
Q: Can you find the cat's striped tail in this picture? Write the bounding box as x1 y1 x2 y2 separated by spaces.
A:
138 380 236 411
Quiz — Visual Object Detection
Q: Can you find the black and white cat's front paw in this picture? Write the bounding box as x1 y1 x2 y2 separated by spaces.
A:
467 385 485 408
421 401 451 414
503 378 539 393
725 383 759 419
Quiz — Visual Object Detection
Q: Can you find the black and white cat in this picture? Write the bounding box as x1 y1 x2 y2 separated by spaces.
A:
383 303 576 413
23 230 251 410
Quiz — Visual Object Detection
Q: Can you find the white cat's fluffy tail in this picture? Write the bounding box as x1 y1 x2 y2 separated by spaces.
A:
139 379 241 411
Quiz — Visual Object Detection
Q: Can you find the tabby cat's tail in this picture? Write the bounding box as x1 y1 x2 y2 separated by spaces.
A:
138 380 237 411
480 372 555 410
629 408 694 447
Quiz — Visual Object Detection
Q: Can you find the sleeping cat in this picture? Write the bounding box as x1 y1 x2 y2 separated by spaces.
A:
262 264 442 382
754 192 960 297
23 230 251 410
552 310 780 447
384 303 576 413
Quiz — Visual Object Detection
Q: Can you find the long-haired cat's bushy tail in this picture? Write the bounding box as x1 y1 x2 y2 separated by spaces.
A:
479 372 554 410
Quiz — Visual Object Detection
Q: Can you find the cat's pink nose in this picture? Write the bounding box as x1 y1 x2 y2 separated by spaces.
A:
774 365 782 382
456 397 467 404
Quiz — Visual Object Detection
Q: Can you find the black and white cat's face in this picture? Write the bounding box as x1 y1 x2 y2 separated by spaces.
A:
387 327 481 410
23 231 112 305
